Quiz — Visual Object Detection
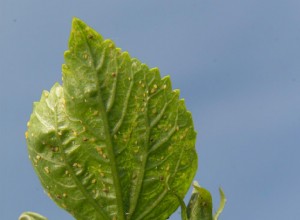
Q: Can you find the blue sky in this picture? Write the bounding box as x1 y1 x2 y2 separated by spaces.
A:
1 0 300 219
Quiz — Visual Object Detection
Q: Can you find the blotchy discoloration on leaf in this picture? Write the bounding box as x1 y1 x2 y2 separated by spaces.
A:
26 18 197 220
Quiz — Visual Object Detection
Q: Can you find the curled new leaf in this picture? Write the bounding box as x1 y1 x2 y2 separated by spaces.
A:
26 18 197 220
213 188 226 220
19 212 47 220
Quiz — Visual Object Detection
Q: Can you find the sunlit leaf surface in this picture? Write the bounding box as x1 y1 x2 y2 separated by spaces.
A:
26 18 197 220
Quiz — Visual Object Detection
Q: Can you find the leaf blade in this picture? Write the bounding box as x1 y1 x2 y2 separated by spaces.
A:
26 17 197 220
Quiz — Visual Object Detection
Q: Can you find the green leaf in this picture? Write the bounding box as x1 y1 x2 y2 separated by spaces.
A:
213 188 226 220
26 18 197 220
19 212 47 220
187 181 213 220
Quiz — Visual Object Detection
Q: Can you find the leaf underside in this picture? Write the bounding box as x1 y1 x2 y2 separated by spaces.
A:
26 18 197 220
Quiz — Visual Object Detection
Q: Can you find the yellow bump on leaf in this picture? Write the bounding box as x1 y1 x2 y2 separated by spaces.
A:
44 167 50 174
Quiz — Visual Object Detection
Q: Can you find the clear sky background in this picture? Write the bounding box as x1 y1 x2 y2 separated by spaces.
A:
1 0 300 219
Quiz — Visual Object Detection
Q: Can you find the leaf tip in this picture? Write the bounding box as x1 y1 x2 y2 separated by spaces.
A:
71 17 84 27
70 17 89 37
219 187 226 201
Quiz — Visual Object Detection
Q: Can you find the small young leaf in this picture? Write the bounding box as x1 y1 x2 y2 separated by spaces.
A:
187 181 213 220
26 18 197 220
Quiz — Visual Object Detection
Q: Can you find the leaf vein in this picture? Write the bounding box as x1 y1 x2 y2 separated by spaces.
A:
112 69 134 135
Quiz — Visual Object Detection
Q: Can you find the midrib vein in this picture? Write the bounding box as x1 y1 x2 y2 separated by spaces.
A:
95 90 125 220
75 25 125 220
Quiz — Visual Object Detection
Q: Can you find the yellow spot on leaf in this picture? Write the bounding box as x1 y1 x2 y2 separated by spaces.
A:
44 167 50 174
